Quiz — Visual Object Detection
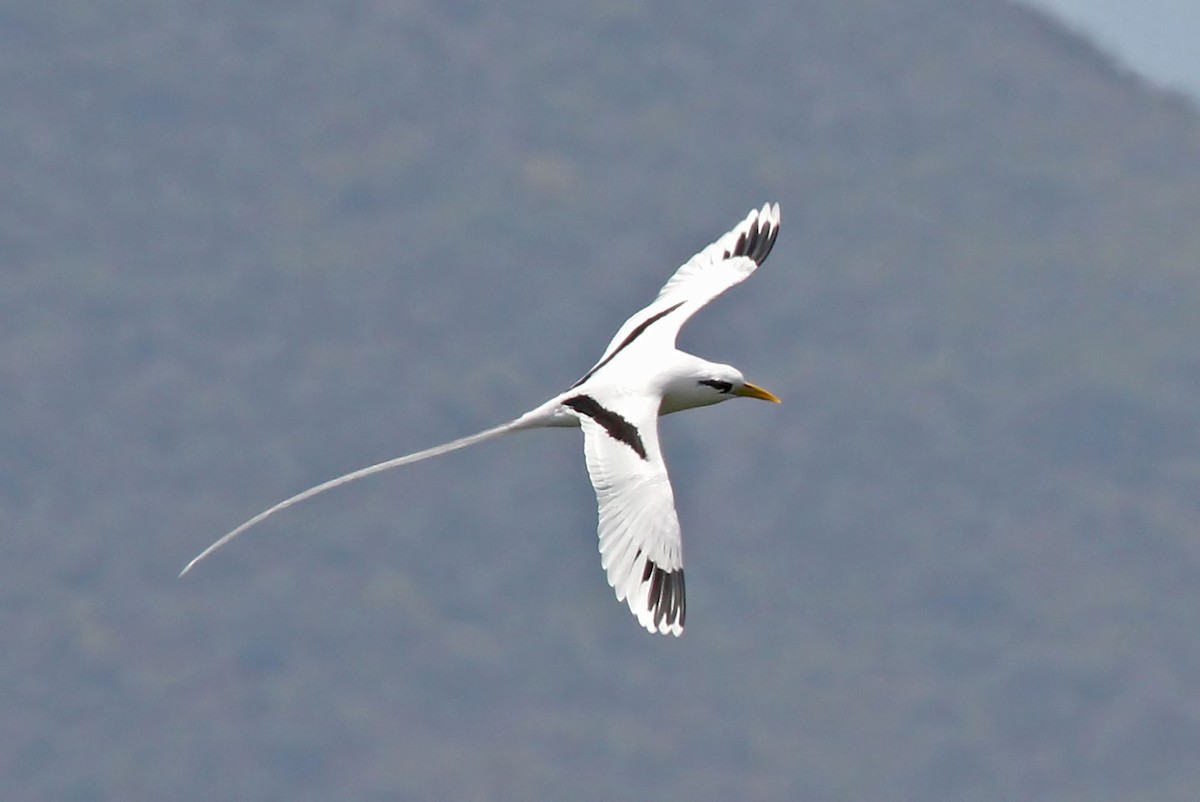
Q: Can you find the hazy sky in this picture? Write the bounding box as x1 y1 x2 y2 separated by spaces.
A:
1028 0 1200 97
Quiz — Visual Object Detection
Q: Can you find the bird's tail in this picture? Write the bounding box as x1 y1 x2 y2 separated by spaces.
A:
179 418 528 577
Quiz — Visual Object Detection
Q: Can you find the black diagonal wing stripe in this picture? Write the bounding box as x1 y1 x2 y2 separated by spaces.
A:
564 395 648 460
570 300 686 389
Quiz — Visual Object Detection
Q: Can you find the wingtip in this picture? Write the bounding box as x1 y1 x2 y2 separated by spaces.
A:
750 202 780 225
629 562 686 636
733 202 781 266
639 615 685 637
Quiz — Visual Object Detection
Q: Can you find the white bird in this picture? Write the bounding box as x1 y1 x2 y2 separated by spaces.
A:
182 203 782 636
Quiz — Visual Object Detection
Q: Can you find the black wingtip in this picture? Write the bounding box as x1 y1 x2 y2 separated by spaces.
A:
726 205 780 266
644 562 686 632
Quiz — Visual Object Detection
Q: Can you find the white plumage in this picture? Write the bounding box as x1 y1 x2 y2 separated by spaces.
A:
183 203 782 636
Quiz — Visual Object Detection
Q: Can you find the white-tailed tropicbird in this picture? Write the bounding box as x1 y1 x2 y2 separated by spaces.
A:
182 203 782 636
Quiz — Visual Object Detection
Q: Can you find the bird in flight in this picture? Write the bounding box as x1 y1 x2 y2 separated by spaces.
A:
182 203 782 636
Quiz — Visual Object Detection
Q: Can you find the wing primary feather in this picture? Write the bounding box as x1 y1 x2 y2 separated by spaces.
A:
746 226 762 259
735 230 750 259
674 572 686 628
648 562 664 606
653 567 670 629
636 560 685 632
752 217 778 264
731 206 777 265
662 572 677 629
757 205 781 263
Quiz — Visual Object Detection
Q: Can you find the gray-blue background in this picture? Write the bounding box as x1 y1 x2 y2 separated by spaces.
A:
5 1 1200 799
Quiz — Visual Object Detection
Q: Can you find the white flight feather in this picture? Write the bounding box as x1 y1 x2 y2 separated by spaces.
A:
576 394 684 635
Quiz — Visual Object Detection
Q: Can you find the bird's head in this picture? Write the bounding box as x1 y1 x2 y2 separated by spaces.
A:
661 363 780 414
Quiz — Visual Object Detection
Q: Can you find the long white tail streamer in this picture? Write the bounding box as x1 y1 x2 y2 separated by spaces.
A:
179 419 525 577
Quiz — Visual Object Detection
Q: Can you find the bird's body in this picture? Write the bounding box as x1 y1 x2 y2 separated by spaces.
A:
183 203 782 636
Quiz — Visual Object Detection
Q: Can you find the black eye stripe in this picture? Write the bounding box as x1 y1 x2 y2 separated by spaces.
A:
699 379 733 393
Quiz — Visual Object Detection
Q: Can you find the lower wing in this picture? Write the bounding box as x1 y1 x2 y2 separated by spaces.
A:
569 392 686 636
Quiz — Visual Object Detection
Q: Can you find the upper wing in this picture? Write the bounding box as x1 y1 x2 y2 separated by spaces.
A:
652 201 780 312
572 203 780 388
565 392 685 636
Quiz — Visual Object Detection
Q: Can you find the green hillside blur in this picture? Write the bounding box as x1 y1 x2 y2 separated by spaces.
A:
3 1 1200 799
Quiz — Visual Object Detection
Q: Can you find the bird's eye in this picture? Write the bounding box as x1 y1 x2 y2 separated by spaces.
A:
698 379 733 393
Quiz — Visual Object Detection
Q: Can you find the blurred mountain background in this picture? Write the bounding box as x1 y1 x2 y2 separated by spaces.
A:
4 1 1200 799
1031 0 1200 97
